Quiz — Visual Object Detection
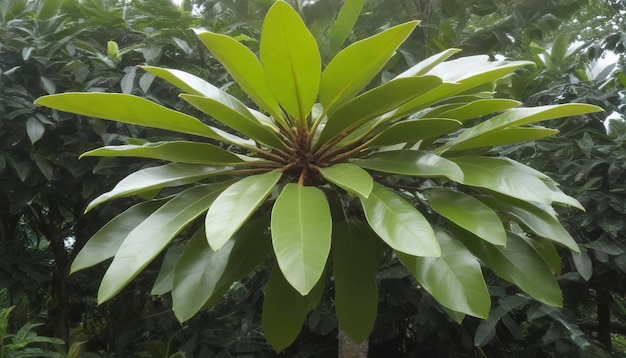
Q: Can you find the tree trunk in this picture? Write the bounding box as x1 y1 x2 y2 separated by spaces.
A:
597 287 612 350
338 327 368 358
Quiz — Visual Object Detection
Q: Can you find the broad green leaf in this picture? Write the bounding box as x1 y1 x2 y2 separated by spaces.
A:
317 76 442 145
427 188 506 246
319 163 373 198
180 93 286 150
480 195 579 252
172 228 229 321
98 183 227 304
71 199 167 274
263 266 324 352
35 93 217 139
445 104 603 150
333 220 380 343
446 127 558 151
525 237 562 275
380 83 462 122
572 248 592 281
427 56 534 84
320 21 419 115
202 213 273 310
353 150 463 182
462 230 562 307
360 183 440 257
395 48 462 79
260 1 320 121
151 243 185 295
397 231 490 318
368 118 462 147
327 0 366 55
173 215 271 322
271 184 332 295
194 31 284 122
452 157 562 206
474 296 528 347
26 117 45 145
206 170 281 250
81 141 245 165
86 163 232 212
435 99 521 121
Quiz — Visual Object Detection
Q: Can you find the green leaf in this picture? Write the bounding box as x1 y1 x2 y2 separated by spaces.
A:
320 21 419 115
333 220 380 343
572 248 592 281
434 99 521 121
26 117 45 145
317 76 442 145
480 195 579 252
368 118 462 147
395 48 462 78
35 93 218 139
262 266 324 352
327 0 366 55
71 199 167 274
444 104 603 150
474 296 528 347
271 184 332 295
260 1 320 121
180 93 286 150
173 215 271 322
462 230 562 307
194 31 284 122
447 127 558 151
80 141 246 165
360 183 440 257
151 244 185 295
427 188 506 246
353 150 463 182
452 157 563 207
97 183 227 303
397 230 490 318
206 170 281 250
86 163 232 212
319 163 373 198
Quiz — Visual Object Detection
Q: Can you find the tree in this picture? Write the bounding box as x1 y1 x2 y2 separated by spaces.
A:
33 0 602 354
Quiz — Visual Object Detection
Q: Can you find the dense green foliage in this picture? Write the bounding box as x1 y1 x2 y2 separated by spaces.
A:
1 0 625 356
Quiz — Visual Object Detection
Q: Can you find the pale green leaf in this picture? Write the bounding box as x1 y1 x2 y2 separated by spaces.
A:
35 93 218 139
445 104 603 150
206 170 281 250
480 195 579 252
263 266 324 352
151 243 185 295
360 183 440 257
447 127 558 151
435 99 521 121
194 31 284 122
71 199 167 274
333 220 380 343
327 0 366 55
271 184 332 295
180 93 286 150
427 188 506 246
395 48 462 79
320 21 419 115
260 1 320 121
26 118 45 145
353 150 463 182
80 141 245 165
172 215 271 322
86 163 232 212
397 230 490 318
319 163 373 198
98 183 227 304
368 118 462 147
317 76 442 145
462 230 562 307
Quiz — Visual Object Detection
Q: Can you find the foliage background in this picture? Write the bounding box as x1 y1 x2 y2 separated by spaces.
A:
0 0 624 356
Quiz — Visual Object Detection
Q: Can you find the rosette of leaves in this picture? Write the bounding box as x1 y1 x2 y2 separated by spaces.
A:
34 1 602 352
